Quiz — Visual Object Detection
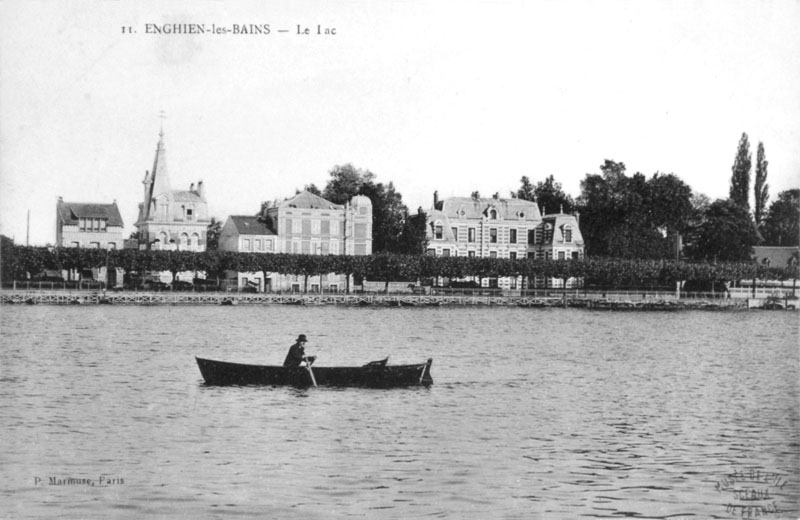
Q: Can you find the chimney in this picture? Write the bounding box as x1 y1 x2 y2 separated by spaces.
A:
433 190 439 208
190 182 195 192
574 211 580 227
493 192 499 200
58 196 63 203
197 180 204 198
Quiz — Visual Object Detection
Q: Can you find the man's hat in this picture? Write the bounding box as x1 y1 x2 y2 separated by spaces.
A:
297 334 307 342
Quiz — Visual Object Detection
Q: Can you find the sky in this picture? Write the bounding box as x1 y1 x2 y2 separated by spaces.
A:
1 0 799 246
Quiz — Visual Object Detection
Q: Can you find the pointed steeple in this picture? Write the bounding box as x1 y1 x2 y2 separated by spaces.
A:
150 128 171 198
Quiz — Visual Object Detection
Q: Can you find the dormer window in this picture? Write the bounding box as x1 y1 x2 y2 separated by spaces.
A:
564 226 572 243
489 209 498 219
433 222 443 240
544 224 553 243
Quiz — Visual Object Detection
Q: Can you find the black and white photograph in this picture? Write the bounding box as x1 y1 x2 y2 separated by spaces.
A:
1 1 798 518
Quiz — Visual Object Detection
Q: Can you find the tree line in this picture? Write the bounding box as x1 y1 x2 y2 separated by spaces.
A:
269 136 797 263
3 242 797 291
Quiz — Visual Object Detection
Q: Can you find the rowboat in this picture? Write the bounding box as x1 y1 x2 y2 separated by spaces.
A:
195 356 433 388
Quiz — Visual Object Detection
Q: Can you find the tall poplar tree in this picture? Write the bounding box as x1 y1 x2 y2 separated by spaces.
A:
753 141 769 228
729 132 751 209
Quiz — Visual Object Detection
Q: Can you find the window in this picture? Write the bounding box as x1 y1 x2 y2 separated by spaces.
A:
186 208 193 221
528 229 535 244
265 240 273 252
426 248 436 256
442 249 450 257
510 252 517 260
490 228 497 243
468 228 476 242
434 224 443 240
292 219 302 233
90 242 100 249
468 251 476 257
509 229 517 244
489 209 498 219
312 220 321 234
572 251 580 259
490 251 497 258
544 225 553 243
302 220 311 235
321 221 330 235
564 227 572 243
99 219 107 231
558 251 565 260
452 227 458 241
255 239 262 251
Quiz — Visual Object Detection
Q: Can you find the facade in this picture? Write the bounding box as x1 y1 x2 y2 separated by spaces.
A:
134 130 210 252
56 198 125 249
262 190 373 256
218 216 278 291
425 192 584 288
55 198 125 284
219 191 373 292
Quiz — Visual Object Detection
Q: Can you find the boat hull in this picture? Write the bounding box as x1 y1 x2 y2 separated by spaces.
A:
196 357 433 388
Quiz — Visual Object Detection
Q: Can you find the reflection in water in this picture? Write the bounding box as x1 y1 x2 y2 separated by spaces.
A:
0 306 797 519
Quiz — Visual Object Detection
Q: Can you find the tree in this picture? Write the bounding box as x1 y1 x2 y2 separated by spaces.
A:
575 160 693 259
516 176 535 201
729 132 751 210
532 175 574 215
761 189 799 246
206 217 223 251
322 164 374 204
396 209 429 255
304 183 322 196
685 199 758 262
753 141 769 230
322 163 412 254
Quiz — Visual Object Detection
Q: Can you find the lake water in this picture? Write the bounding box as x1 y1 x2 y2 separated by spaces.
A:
0 305 798 519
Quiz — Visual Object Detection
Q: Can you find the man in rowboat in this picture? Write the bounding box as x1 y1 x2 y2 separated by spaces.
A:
283 334 316 367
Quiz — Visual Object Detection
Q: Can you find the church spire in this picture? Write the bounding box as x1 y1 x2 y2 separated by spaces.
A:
149 122 171 199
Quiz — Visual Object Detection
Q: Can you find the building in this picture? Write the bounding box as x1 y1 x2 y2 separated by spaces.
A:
55 197 125 283
262 190 373 256
218 215 277 291
425 191 584 288
57 198 125 250
134 129 210 252
219 191 373 292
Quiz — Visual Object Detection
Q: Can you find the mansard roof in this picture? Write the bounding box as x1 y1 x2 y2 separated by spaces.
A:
435 196 541 221
57 201 124 227
280 190 343 210
171 190 205 202
227 216 275 236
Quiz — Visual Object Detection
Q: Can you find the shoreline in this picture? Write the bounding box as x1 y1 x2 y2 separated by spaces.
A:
2 290 792 311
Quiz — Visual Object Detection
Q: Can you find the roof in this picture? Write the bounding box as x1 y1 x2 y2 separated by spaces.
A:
57 201 124 227
436 196 541 221
279 191 343 210
753 246 800 267
227 216 275 236
171 190 204 202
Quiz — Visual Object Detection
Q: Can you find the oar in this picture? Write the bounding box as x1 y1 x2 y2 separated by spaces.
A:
305 358 317 387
